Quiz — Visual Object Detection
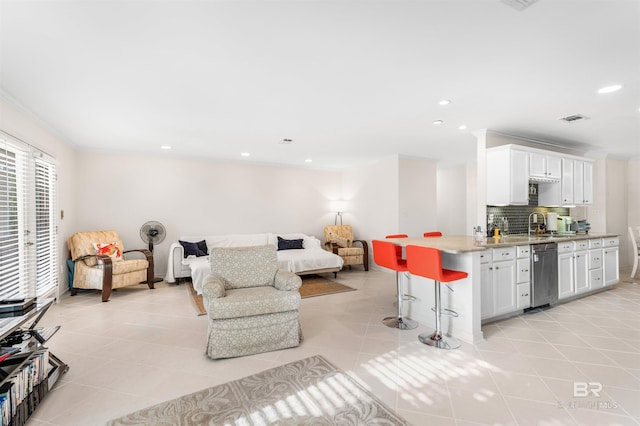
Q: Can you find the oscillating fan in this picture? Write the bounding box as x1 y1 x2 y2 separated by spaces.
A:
140 221 166 252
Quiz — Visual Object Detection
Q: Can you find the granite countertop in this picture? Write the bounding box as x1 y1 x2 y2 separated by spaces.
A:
482 233 620 247
384 236 487 254
384 233 621 253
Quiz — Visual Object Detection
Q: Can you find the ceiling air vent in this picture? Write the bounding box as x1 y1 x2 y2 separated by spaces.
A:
559 114 590 123
501 0 540 11
279 138 293 144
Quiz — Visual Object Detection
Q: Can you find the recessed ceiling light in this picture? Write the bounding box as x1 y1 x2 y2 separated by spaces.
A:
432 120 444 125
241 152 250 157
439 99 451 106
458 125 467 130
597 84 623 94
304 158 312 163
160 145 172 150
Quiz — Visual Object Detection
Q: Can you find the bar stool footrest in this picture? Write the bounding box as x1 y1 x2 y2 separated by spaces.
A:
430 307 459 317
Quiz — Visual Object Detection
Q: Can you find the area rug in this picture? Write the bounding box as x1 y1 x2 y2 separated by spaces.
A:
187 275 355 316
107 355 408 425
298 274 356 298
186 282 207 316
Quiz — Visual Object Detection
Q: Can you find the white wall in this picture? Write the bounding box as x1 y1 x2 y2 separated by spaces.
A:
0 97 77 299
74 151 342 277
437 166 468 235
628 158 640 271
341 156 399 244
604 159 629 267
399 156 438 237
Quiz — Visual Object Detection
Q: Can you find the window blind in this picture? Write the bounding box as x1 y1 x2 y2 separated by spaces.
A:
0 132 57 300
35 157 57 298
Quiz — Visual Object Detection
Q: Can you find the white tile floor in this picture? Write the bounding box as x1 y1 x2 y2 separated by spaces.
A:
27 270 640 425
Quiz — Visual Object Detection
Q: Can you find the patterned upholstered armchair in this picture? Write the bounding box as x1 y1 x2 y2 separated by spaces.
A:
202 245 303 359
67 230 154 302
323 225 369 271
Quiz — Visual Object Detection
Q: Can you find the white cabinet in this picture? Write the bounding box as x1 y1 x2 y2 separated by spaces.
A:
515 246 531 309
574 249 589 294
538 158 594 207
481 246 530 320
530 152 562 181
558 238 614 300
603 237 619 286
486 146 529 206
573 160 594 205
480 262 494 319
588 238 603 289
561 158 574 205
493 260 517 315
558 242 575 300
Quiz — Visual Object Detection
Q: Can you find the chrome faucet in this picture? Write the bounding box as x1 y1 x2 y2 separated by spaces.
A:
528 212 546 236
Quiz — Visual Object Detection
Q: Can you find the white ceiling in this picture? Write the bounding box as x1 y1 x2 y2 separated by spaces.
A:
1 0 639 169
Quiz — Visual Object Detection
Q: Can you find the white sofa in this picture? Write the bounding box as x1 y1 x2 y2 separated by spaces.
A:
165 233 344 293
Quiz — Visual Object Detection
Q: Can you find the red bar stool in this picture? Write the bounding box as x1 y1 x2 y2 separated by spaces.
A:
385 234 408 262
406 245 467 349
372 240 417 330
423 232 442 237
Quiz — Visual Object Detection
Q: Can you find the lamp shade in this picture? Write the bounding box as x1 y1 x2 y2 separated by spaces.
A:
331 200 347 213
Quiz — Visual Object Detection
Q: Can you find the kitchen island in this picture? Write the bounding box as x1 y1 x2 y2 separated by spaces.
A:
385 233 620 345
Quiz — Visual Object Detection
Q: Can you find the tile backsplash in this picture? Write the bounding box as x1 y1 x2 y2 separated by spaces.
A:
486 184 569 236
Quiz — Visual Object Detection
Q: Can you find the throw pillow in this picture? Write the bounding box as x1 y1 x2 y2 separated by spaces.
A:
330 235 351 248
179 240 208 257
94 242 122 264
277 236 304 251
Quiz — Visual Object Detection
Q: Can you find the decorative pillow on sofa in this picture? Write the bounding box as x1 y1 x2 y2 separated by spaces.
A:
94 242 122 264
277 236 304 250
179 240 208 257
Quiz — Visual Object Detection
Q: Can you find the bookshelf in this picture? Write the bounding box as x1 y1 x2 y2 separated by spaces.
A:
0 299 68 426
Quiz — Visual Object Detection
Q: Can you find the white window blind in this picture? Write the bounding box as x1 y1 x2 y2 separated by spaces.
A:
0 132 57 300
35 157 57 298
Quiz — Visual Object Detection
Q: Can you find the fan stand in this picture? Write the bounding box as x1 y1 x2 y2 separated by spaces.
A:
147 241 163 283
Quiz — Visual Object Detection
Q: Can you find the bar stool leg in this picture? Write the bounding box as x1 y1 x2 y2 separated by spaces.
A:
418 280 460 349
383 271 418 330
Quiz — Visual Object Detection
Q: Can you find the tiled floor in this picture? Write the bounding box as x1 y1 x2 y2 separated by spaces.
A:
28 270 640 425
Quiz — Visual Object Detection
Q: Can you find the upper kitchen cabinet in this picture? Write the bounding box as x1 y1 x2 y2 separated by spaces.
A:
540 158 594 206
486 145 529 205
488 144 594 207
529 152 562 182
574 160 594 204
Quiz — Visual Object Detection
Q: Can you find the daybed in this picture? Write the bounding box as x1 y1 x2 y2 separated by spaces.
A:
165 233 344 293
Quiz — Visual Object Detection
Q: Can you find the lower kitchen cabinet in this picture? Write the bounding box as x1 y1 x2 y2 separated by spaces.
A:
558 242 575 300
481 245 530 320
558 237 619 300
574 249 590 294
603 241 619 286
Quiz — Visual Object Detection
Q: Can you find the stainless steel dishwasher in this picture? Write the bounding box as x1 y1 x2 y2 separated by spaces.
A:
530 242 558 309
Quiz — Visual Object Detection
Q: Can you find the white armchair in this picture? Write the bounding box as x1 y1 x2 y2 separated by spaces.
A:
202 245 303 359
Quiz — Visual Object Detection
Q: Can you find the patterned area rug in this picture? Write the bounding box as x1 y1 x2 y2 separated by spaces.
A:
107 355 407 426
186 275 355 316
